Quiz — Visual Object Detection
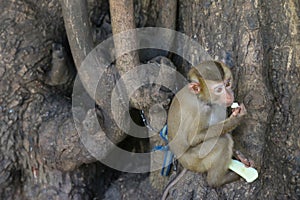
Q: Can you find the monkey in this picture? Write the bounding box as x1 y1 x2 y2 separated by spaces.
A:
162 61 253 199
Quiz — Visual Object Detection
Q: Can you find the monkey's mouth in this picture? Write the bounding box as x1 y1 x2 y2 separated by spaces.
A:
226 101 234 107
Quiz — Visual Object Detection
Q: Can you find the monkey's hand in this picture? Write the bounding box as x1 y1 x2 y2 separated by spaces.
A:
231 103 247 117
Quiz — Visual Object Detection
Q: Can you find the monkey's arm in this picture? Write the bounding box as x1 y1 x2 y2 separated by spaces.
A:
189 115 243 147
189 103 247 147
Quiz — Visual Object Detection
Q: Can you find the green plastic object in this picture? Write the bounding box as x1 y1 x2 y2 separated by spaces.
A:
229 159 258 183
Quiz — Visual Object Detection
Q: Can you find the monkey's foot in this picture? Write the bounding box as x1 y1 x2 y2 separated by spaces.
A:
234 150 255 167
229 159 258 183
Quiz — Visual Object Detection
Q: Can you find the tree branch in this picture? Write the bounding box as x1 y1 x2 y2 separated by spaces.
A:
109 0 140 75
60 0 94 69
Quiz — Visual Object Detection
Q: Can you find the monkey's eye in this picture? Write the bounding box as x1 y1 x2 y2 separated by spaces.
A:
214 86 224 94
225 79 231 88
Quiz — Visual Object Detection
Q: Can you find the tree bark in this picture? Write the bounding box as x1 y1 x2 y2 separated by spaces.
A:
0 0 299 199
163 0 299 199
109 0 140 75
60 0 94 69
0 1 105 199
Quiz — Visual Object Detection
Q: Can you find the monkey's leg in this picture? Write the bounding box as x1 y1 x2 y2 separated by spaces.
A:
204 136 240 187
217 171 240 186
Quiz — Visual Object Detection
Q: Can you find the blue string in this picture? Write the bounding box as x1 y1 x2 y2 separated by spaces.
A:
153 125 174 176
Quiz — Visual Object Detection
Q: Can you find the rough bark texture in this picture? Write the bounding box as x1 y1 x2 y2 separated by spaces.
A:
60 0 94 69
0 0 299 199
164 0 299 199
109 0 140 75
0 0 102 199
260 0 300 198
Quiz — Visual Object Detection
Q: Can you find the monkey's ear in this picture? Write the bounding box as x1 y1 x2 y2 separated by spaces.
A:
189 82 201 94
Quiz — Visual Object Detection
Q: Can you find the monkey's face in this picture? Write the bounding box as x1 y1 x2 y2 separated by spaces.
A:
206 79 234 107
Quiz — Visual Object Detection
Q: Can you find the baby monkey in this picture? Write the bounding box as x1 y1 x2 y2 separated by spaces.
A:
162 61 253 199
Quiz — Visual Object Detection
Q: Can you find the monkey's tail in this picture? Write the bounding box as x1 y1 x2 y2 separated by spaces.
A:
161 168 188 200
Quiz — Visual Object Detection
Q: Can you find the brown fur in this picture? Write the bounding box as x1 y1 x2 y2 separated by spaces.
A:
167 61 246 189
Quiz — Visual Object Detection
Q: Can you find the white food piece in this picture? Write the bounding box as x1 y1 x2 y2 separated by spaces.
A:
231 102 240 109
228 159 258 183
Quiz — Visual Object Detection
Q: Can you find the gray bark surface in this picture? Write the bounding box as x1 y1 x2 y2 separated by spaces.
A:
0 0 299 199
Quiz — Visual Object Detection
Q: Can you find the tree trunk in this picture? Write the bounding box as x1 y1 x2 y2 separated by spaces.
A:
0 0 299 199
165 0 299 199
